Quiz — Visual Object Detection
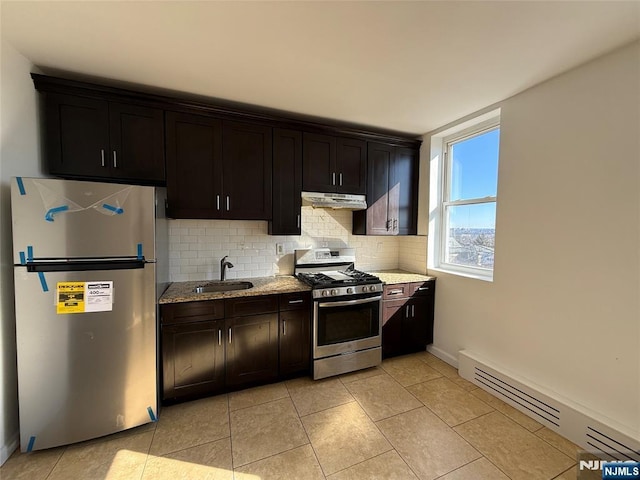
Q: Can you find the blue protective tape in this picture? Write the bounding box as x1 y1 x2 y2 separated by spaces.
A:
38 272 48 292
19 251 26 265
26 436 35 452
102 203 124 215
27 246 33 262
45 205 69 222
137 243 143 260
16 177 26 195
147 407 157 422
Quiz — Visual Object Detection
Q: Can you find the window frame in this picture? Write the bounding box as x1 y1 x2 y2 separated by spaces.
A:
429 113 500 281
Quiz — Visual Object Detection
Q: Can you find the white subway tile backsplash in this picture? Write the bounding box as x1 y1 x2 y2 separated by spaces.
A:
167 206 428 281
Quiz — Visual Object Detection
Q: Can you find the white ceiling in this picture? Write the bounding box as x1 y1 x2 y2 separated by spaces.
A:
2 1 639 135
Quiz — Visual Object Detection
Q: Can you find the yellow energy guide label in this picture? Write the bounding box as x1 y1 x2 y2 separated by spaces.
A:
56 281 113 314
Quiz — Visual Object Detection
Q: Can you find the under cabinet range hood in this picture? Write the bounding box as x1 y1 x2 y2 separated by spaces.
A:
301 191 367 210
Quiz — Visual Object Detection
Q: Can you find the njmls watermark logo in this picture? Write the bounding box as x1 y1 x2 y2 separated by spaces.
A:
579 460 640 480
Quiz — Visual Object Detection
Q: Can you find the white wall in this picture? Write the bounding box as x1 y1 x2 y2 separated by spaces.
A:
168 207 402 281
428 41 639 435
0 41 42 463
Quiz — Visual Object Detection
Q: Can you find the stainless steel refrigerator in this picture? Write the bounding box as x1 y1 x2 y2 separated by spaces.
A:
11 176 167 452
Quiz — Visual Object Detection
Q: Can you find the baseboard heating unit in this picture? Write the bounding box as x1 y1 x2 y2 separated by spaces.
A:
458 350 639 461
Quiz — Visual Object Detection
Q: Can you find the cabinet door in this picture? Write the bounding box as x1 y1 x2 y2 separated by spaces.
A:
269 128 302 235
390 147 419 235
222 121 273 220
336 137 367 194
162 320 225 400
302 133 336 192
226 314 278 386
44 93 110 179
382 299 405 359
366 142 393 235
403 297 432 353
165 111 223 218
109 103 165 183
279 309 310 376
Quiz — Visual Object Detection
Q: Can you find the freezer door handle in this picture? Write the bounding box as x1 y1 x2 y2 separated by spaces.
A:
25 258 145 272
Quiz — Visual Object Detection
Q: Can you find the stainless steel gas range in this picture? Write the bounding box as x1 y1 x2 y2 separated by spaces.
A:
294 248 383 380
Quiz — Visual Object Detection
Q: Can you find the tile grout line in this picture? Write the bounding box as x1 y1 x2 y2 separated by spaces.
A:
43 446 68 480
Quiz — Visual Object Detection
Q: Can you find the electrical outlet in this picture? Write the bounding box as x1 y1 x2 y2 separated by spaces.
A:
276 243 284 255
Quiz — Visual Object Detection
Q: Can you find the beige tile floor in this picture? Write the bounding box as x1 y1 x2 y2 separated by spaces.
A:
1 352 581 480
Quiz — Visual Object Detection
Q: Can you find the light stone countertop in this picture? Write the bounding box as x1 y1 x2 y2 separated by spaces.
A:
159 275 311 304
369 269 437 285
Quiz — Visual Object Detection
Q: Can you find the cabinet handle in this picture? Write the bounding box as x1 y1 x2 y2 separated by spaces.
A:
393 219 398 230
283 320 286 336
226 196 230 211
228 327 232 344
417 287 430 291
386 219 391 231
297 214 301 229
339 173 343 186
406 305 410 317
332 172 336 186
113 151 117 168
218 329 221 346
216 195 220 211
412 305 415 317
389 289 403 295
288 299 304 304
100 149 105 167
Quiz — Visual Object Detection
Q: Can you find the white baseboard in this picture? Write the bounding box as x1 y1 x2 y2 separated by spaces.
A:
1 430 19 466
426 344 458 368
458 349 640 461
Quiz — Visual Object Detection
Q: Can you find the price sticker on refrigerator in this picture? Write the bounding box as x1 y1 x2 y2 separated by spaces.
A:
57 282 85 314
85 281 113 312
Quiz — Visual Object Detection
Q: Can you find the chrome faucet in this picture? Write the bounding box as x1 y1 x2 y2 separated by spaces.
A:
220 255 234 281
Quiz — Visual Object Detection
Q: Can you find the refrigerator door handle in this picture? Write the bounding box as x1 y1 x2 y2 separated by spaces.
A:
26 258 145 272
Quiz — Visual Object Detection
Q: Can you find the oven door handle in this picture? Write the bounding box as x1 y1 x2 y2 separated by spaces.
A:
318 296 382 308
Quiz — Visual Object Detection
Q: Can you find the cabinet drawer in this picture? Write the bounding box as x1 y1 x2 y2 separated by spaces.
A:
225 295 279 317
279 292 311 311
161 300 224 325
383 284 411 299
411 281 435 297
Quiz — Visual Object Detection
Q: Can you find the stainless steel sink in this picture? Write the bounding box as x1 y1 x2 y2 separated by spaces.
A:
193 281 254 293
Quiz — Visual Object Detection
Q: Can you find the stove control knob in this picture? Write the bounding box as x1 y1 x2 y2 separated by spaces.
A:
369 285 376 292
346 287 354 294
321 290 329 297
362 286 368 293
330 289 338 296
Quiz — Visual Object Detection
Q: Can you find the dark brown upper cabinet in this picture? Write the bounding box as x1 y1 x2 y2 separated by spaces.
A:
43 93 165 184
269 128 303 235
165 113 272 220
302 133 366 194
353 143 419 235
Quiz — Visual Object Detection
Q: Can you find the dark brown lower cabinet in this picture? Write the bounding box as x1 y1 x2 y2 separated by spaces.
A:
161 292 311 402
225 313 279 386
162 319 225 400
279 309 311 376
382 281 435 359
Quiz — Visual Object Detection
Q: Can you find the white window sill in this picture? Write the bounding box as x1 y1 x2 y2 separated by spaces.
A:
428 266 494 282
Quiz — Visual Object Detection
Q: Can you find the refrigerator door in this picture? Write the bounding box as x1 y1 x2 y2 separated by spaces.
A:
14 264 157 451
11 177 156 262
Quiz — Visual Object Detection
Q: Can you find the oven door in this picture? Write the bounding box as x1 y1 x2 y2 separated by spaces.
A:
313 294 382 358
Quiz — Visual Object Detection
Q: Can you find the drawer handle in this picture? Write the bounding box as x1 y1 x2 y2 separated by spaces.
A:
288 299 304 304
417 287 431 291
388 289 403 295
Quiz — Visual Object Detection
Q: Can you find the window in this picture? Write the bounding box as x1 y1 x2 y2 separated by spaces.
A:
429 113 500 280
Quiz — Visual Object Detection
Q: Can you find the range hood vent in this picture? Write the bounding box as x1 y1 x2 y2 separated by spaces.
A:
301 191 367 211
